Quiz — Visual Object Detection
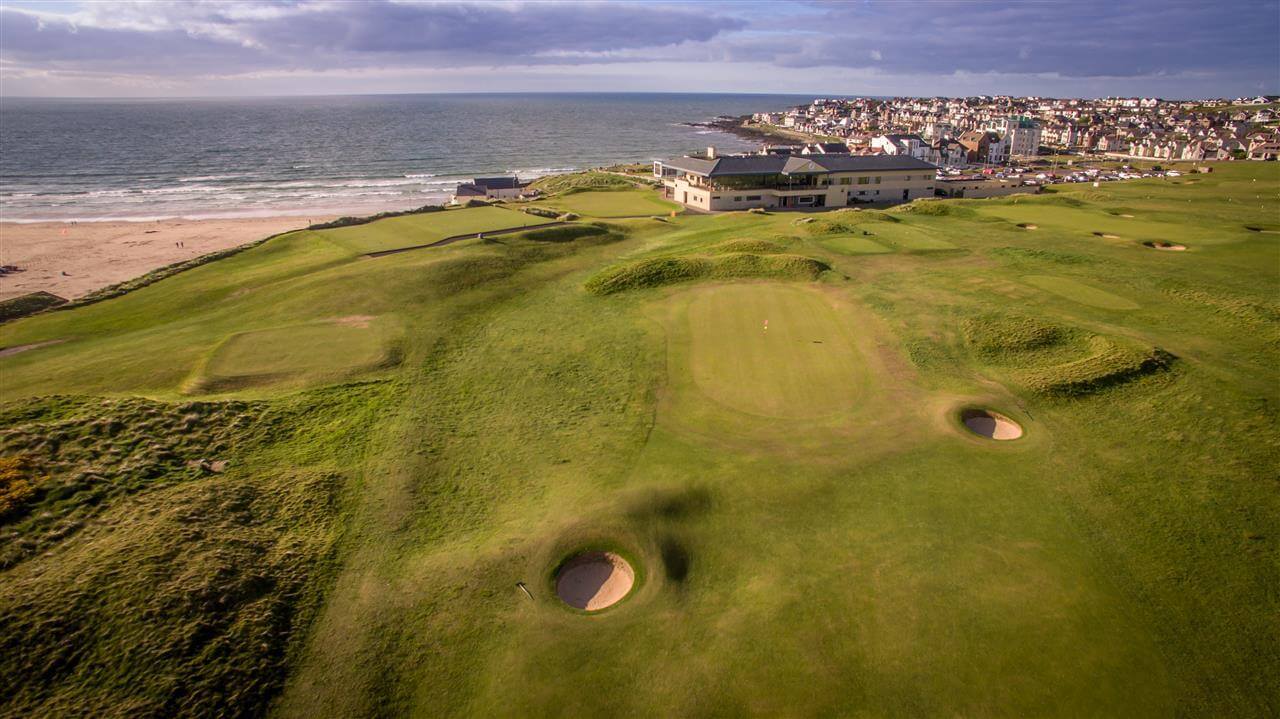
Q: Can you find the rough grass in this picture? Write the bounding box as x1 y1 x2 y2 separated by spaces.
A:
584 252 829 295
963 314 1082 359
0 291 67 324
0 383 389 717
988 247 1092 265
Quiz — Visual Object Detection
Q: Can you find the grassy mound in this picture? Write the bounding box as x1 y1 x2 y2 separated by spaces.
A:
528 171 635 194
1016 336 1172 396
585 252 829 295
804 209 899 235
511 224 609 243
891 199 975 218
521 206 561 218
0 291 67 324
707 238 788 254
963 314 1083 359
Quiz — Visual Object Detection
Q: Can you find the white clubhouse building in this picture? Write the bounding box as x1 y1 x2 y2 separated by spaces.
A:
654 149 937 211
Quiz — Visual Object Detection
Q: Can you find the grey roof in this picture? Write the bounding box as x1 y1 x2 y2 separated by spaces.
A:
473 176 521 190
661 153 935 177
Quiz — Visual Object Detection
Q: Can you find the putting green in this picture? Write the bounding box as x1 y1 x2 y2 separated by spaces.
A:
201 317 395 389
545 188 679 217
1023 275 1140 310
874 224 959 251
818 234 893 255
686 283 862 419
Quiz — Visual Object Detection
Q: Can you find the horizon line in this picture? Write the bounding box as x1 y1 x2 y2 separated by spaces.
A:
0 90 1255 102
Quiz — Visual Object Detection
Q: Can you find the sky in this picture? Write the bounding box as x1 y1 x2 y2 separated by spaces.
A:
1 0 1277 99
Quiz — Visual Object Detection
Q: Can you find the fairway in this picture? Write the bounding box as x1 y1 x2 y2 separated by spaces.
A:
544 188 680 217
323 205 552 254
686 283 863 418
200 317 394 389
1023 274 1141 310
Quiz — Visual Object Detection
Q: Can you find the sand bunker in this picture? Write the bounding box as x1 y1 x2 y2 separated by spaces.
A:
556 551 635 611
1143 241 1186 251
1092 232 1121 239
1017 223 1038 230
961 409 1024 440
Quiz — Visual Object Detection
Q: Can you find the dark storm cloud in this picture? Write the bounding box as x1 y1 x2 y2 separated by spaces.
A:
715 1 1280 80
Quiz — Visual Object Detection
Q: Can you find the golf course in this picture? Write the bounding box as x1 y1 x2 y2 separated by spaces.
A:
1 164 1277 717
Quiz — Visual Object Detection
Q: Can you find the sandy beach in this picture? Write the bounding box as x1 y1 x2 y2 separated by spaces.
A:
0 216 330 301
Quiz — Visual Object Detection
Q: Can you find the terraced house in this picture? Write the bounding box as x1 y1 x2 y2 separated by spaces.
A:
654 150 937 211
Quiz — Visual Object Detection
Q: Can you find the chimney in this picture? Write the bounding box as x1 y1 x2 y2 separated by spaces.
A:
706 146 717 159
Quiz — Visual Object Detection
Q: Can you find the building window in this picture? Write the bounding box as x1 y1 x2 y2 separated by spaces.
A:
746 195 761 201
839 177 852 185
857 177 870 185
857 191 866 196
734 196 742 202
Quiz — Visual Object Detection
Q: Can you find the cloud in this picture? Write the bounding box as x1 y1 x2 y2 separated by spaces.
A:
0 0 1276 96
0 1 746 74
713 1 1279 81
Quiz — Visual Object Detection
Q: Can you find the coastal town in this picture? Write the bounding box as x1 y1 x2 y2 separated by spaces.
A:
632 94 1279 211
738 94 1280 165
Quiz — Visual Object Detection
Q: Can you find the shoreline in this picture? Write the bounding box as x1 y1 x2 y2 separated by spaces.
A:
684 114 834 146
0 215 331 302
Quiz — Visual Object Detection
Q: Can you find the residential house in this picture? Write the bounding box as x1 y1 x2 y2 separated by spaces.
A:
452 176 525 203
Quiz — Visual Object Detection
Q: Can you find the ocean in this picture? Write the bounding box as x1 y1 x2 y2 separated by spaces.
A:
0 93 813 222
